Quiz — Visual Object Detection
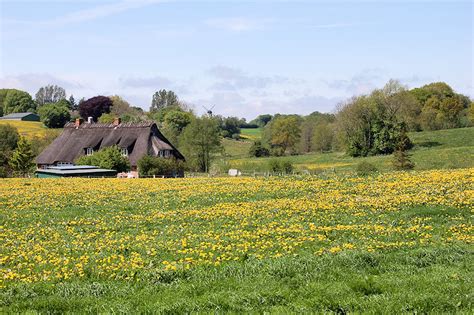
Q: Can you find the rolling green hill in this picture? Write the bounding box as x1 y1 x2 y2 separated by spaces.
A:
222 127 474 174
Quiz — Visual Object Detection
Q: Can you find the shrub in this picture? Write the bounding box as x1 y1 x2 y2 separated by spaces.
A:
231 133 240 140
392 149 415 170
356 161 378 176
269 146 285 157
76 146 130 173
249 141 270 157
137 155 186 177
268 159 293 174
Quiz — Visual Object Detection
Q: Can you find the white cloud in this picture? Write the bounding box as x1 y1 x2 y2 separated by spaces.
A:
0 73 83 93
204 17 274 32
190 89 340 120
119 76 173 88
4 0 164 27
208 65 291 90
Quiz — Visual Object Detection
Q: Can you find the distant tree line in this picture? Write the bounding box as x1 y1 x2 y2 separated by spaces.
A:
0 80 472 176
248 80 473 159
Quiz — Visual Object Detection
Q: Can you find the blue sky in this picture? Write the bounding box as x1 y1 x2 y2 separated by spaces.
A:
1 0 472 119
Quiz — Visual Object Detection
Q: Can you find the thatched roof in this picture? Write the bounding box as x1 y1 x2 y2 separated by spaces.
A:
36 121 184 166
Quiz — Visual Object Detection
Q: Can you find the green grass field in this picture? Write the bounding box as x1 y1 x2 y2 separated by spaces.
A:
1 125 473 312
224 127 474 173
240 127 262 140
1 170 472 312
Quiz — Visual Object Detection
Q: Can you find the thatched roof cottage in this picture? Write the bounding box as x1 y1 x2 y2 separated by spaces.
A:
36 118 184 175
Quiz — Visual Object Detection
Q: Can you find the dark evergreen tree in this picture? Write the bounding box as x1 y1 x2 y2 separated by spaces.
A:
9 136 35 176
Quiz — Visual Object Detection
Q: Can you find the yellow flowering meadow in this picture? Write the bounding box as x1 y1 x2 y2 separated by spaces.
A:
0 169 472 287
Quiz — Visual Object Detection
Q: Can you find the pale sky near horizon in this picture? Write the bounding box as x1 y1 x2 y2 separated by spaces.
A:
1 0 472 120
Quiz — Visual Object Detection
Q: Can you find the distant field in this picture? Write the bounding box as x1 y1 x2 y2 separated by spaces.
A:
0 120 53 139
224 127 474 174
240 128 262 140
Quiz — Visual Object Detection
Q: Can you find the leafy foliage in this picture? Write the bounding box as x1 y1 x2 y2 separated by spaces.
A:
355 161 378 176
336 82 415 157
0 124 20 177
38 103 71 128
137 156 186 177
76 146 130 172
78 96 112 121
216 116 242 138
98 113 115 123
265 115 302 155
248 140 270 157
392 125 415 170
9 136 35 176
0 89 36 115
250 114 272 127
35 85 66 107
267 159 293 174
69 95 77 111
150 89 180 112
0 123 20 152
179 117 222 172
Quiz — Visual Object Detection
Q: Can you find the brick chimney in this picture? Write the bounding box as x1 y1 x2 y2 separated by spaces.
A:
75 118 83 127
113 117 121 126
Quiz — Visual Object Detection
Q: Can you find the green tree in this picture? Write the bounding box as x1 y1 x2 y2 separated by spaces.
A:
78 96 112 121
392 124 414 170
9 136 35 176
161 109 193 145
150 89 179 112
76 146 130 173
98 113 115 123
2 89 35 115
0 124 20 177
179 117 222 172
164 110 193 133
468 102 474 124
410 82 470 130
110 95 137 117
218 116 241 138
38 103 71 128
0 124 19 152
35 85 66 107
267 116 301 154
250 114 272 127
312 123 334 152
69 95 77 111
336 81 415 157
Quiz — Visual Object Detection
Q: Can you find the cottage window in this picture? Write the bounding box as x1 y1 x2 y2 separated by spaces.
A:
159 150 171 158
121 148 128 157
86 147 94 156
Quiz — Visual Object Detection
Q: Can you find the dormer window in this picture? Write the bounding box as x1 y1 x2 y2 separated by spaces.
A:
121 148 128 157
86 147 94 156
158 150 172 158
